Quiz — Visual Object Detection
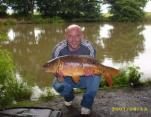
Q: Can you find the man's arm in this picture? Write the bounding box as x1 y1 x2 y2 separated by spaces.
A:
51 41 67 81
81 39 97 76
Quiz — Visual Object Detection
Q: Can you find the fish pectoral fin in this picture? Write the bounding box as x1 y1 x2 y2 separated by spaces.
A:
72 76 80 83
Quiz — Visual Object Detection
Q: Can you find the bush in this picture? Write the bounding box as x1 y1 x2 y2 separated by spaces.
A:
107 0 147 22
127 66 142 87
0 49 16 107
112 65 142 88
10 81 32 101
112 71 129 87
0 49 32 107
0 50 15 84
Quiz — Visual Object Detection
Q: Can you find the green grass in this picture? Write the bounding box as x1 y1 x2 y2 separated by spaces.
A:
0 33 8 41
1 100 43 109
50 16 65 23
0 15 65 25
0 12 151 25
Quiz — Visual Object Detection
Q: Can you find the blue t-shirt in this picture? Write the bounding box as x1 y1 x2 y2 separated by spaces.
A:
52 39 96 58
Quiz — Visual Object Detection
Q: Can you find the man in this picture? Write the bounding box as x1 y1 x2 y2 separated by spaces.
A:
52 24 101 116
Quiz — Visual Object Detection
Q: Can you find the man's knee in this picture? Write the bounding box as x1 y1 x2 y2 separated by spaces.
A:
53 82 64 93
88 75 101 90
62 84 73 96
53 81 73 96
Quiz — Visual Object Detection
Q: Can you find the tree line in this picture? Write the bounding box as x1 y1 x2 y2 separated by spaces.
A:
0 0 148 21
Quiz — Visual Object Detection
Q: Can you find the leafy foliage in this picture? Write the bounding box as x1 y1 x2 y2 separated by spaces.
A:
0 0 149 21
37 0 101 20
0 49 16 106
107 0 148 21
0 33 8 41
112 65 142 87
36 0 61 17
0 49 32 107
0 2 7 17
127 66 142 87
6 0 35 16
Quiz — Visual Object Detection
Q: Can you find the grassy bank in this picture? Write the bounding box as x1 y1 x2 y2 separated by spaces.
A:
0 15 65 25
1 12 151 25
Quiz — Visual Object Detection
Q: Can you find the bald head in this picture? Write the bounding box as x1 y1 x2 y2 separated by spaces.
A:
65 24 83 34
65 24 84 51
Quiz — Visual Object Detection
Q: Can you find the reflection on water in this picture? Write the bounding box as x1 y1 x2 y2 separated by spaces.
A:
99 24 114 39
96 24 114 48
0 23 151 86
135 25 151 80
16 72 23 83
34 28 45 45
8 28 16 41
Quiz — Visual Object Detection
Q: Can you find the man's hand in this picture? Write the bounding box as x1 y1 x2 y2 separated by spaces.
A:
54 71 64 82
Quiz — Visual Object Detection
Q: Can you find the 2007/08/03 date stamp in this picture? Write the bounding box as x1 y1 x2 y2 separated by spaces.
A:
112 107 149 112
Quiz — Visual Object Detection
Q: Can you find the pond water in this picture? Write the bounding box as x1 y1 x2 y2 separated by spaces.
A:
1 22 151 87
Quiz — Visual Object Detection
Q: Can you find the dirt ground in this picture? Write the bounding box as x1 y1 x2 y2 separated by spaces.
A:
39 87 151 117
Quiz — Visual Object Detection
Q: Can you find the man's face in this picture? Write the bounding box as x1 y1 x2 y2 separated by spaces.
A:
65 28 83 51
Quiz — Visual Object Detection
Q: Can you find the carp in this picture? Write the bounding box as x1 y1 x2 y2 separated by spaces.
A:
43 55 120 87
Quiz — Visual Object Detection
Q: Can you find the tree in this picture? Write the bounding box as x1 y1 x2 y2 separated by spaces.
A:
36 0 61 17
0 0 7 16
7 0 35 16
36 0 101 20
106 0 148 21
60 0 100 19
